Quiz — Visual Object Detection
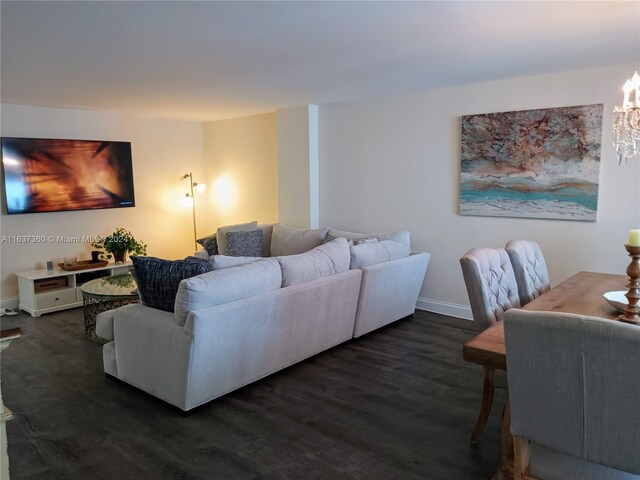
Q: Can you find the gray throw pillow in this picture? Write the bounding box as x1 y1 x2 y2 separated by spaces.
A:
216 221 258 255
196 233 218 256
225 230 263 257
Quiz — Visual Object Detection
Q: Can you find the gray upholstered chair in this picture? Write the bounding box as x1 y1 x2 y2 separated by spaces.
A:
505 240 550 307
460 247 520 443
505 309 640 480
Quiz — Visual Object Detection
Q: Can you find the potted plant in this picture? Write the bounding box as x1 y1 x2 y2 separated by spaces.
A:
91 227 148 263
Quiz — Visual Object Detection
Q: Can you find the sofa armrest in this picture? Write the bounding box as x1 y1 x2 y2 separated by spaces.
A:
110 304 194 410
353 252 430 337
96 309 116 341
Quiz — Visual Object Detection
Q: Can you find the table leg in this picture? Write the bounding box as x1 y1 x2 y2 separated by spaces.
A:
83 297 104 343
492 398 514 480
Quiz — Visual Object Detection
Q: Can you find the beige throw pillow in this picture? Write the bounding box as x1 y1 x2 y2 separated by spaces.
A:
174 258 282 326
276 237 350 287
349 240 411 269
270 224 329 256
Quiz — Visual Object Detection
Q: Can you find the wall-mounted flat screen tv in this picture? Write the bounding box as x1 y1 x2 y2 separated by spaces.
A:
1 137 135 214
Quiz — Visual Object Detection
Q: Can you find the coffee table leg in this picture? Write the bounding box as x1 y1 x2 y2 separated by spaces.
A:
83 297 104 343
82 295 139 344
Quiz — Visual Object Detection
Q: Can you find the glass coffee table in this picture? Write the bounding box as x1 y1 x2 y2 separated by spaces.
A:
80 273 139 343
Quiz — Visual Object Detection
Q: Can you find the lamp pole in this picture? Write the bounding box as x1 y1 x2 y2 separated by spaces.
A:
183 172 198 251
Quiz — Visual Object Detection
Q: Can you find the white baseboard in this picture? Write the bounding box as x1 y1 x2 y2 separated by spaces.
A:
1 297 19 310
416 297 473 321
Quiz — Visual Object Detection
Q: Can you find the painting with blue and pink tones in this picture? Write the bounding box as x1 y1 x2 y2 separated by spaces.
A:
459 104 603 221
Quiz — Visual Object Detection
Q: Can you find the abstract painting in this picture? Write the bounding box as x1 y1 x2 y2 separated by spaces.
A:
459 104 603 221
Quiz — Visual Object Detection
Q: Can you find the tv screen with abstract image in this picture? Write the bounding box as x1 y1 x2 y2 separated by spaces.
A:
1 137 136 214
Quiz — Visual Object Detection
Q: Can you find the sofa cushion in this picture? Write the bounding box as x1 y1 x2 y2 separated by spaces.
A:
225 229 263 257
355 237 378 245
327 228 370 244
208 255 261 270
276 237 350 287
196 233 218 256
323 232 355 246
131 256 209 312
327 228 411 248
174 258 282 326
270 224 329 256
349 240 411 269
375 230 411 247
216 221 258 255
258 224 274 257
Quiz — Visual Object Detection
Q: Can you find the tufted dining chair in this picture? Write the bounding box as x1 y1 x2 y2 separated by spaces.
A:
505 309 640 480
505 240 550 307
460 247 521 443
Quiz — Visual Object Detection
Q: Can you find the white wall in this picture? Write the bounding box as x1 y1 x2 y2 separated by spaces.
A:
4 64 637 316
319 63 640 317
202 112 278 231
0 104 205 301
277 105 319 228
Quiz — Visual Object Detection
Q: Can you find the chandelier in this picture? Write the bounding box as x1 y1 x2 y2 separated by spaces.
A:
613 70 640 165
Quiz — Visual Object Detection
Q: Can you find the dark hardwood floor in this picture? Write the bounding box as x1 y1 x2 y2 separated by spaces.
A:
1 308 505 479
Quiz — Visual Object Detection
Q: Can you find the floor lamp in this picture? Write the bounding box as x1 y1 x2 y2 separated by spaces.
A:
183 172 205 251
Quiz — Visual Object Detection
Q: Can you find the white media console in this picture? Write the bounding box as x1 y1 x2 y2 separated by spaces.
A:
16 262 132 317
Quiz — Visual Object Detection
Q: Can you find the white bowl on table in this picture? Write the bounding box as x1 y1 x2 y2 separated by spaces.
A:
603 291 628 312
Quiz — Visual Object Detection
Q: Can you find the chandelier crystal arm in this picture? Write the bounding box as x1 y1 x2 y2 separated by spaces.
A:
614 70 640 165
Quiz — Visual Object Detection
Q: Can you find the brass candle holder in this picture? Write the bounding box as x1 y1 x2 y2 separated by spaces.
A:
619 244 640 324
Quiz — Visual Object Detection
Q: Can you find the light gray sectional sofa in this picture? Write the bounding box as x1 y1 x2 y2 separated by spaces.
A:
97 224 430 411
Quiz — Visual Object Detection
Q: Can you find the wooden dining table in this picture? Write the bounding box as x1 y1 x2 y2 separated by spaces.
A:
462 271 628 480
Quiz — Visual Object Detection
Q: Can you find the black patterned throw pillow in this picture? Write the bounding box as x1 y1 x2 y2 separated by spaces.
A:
131 256 209 312
225 229 263 257
196 233 218 256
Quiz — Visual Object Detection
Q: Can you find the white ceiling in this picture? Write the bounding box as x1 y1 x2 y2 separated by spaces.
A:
1 1 639 122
